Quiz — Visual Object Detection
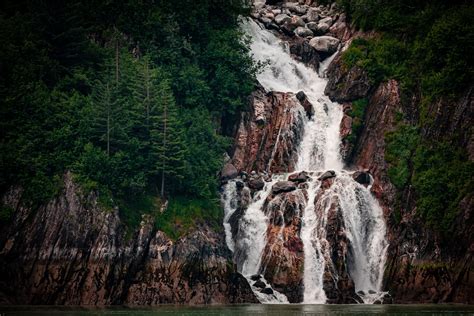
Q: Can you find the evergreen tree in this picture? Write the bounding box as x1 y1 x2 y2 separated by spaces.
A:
149 80 187 197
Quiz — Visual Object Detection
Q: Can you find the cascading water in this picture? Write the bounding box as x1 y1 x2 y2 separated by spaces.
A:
222 19 388 304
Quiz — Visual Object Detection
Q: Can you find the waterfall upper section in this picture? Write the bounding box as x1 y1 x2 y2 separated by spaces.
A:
221 17 389 305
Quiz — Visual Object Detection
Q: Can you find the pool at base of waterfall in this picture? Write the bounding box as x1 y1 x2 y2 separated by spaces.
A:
2 304 474 315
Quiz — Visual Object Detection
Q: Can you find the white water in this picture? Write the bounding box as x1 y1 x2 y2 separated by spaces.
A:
222 19 388 304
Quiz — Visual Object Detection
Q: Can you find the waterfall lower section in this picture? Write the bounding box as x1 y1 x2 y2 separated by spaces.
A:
221 19 389 304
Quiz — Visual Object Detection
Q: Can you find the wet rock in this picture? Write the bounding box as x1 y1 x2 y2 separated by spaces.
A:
319 16 333 26
306 7 319 22
272 181 297 194
288 171 310 183
352 171 371 185
275 14 291 25
254 280 266 289
296 91 315 118
232 87 305 173
284 236 304 253
236 180 245 189
357 290 365 296
313 22 330 35
318 170 336 181
309 36 340 55
289 38 320 70
325 54 371 102
368 289 377 294
295 26 313 37
248 178 265 191
250 274 261 281
374 300 382 304
261 287 274 295
221 163 238 180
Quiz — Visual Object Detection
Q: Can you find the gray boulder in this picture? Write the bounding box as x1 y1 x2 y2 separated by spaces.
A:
275 14 291 25
272 181 297 194
248 177 265 191
295 26 313 37
319 16 334 26
309 36 340 54
306 7 319 22
221 163 238 180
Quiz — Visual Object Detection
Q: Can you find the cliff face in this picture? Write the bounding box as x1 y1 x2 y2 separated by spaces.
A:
325 51 474 304
0 173 257 305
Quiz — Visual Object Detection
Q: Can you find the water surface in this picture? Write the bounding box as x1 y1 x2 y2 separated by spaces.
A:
2 304 474 315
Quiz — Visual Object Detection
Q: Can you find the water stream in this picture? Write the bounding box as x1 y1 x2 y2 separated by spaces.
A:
222 19 388 304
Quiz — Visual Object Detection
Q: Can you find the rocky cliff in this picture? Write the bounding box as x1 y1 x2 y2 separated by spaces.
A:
324 36 474 305
240 0 473 304
0 173 257 305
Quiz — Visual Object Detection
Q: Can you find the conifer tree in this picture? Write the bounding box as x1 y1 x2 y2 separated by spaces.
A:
149 79 187 197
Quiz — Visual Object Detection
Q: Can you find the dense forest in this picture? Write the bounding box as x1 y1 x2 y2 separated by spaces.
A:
339 0 474 234
0 0 259 232
1 0 473 238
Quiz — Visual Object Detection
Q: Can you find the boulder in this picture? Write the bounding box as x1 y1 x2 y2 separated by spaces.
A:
296 91 315 118
281 15 305 35
306 8 319 22
254 280 266 289
284 3 307 15
309 36 340 54
288 171 310 183
275 14 291 25
319 16 333 26
289 38 320 70
318 170 336 181
294 27 313 37
306 22 318 33
248 177 265 191
314 22 330 35
221 163 238 180
236 180 245 189
352 171 371 185
250 274 261 281
261 287 274 295
272 181 297 194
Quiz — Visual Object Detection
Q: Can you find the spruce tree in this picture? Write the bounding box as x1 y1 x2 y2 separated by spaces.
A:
149 79 187 197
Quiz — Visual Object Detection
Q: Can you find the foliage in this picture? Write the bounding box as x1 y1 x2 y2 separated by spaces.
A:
385 125 473 233
344 98 368 146
385 125 420 190
341 1 473 103
0 0 257 230
154 196 223 240
412 144 474 233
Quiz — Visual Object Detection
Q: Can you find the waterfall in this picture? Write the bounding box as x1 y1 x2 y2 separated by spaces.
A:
222 19 388 304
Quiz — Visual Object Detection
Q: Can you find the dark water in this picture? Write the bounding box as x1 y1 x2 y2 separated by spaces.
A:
1 305 474 316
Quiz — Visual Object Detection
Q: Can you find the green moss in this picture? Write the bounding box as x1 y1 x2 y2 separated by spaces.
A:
154 196 223 241
386 125 473 234
340 2 473 105
343 98 368 147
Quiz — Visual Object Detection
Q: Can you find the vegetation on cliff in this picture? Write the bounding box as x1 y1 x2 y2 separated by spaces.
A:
341 0 474 234
0 0 258 229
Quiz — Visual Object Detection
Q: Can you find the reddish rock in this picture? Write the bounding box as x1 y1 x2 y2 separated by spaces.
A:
232 86 305 174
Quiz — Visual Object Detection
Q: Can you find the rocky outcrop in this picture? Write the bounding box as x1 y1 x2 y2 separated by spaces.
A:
325 48 474 303
231 86 307 174
324 54 371 102
260 189 306 302
254 1 351 64
0 173 258 305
